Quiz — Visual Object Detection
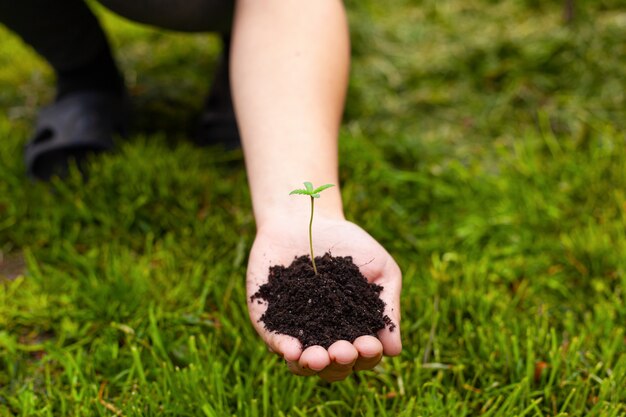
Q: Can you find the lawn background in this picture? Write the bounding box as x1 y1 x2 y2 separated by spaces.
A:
1 0 626 415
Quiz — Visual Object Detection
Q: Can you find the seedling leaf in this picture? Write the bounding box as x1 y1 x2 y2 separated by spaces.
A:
313 184 335 194
289 189 310 195
289 181 335 275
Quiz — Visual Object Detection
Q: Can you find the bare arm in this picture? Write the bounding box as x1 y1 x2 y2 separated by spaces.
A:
230 0 402 380
230 0 348 225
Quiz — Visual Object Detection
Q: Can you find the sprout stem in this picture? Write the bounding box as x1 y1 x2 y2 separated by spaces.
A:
290 182 334 275
309 195 318 275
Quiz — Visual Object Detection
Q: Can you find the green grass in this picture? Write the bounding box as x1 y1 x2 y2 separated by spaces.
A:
1 0 626 415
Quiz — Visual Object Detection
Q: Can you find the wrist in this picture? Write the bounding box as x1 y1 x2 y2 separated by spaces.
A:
253 188 345 230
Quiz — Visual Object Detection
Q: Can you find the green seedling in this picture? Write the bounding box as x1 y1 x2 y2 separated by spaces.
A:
289 182 335 275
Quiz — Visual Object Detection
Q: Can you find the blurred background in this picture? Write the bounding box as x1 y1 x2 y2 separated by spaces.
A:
1 0 625 415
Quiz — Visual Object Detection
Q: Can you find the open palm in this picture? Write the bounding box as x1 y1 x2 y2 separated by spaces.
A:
246 215 402 381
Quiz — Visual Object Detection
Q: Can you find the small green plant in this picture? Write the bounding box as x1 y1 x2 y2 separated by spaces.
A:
289 182 335 275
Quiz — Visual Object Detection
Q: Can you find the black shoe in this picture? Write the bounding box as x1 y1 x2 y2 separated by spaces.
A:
24 91 130 181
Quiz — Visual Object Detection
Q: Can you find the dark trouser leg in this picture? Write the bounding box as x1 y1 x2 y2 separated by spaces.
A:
206 35 233 112
0 0 124 99
97 0 234 33
96 0 235 112
97 0 239 147
194 33 241 149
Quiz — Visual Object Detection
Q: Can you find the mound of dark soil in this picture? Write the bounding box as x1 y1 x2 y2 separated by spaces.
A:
251 253 394 349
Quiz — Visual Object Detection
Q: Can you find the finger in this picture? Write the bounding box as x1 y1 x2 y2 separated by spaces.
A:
270 334 302 362
286 359 317 376
377 262 403 356
318 340 358 382
247 281 303 363
353 336 383 371
271 336 312 376
299 345 331 372
377 323 402 357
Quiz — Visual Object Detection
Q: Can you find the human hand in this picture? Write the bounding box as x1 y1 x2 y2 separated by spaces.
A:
246 214 402 382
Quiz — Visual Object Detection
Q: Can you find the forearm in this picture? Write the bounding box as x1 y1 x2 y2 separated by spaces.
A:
230 0 349 228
